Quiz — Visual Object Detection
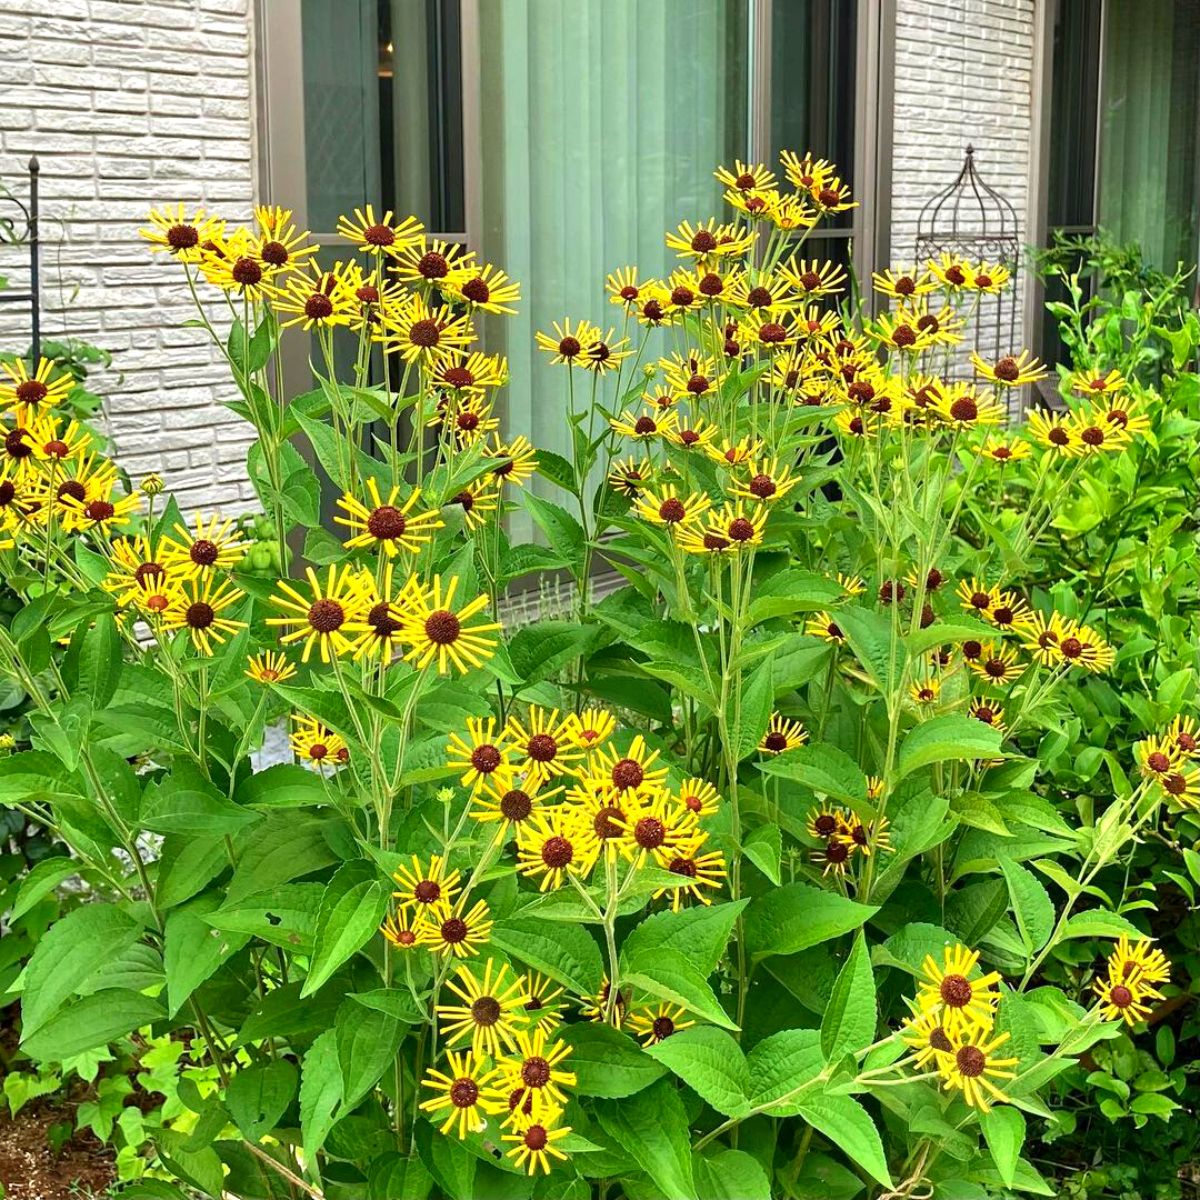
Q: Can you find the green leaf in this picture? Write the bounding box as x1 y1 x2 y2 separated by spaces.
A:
836 605 905 691
9 857 78 920
507 621 596 687
693 1149 772 1200
206 883 323 953
336 1000 405 1110
981 1105 1025 1188
622 947 737 1030
735 658 775 761
895 714 1004 781
21 905 142 1037
793 1093 892 1188
644 1026 750 1117
742 824 782 884
226 1060 298 1142
745 569 844 625
76 614 123 708
556 1022 667 1098
820 933 876 1061
997 856 1054 955
300 1029 343 1164
164 896 250 1016
348 988 425 1025
302 860 389 997
489 916 603 995
758 743 867 804
535 449 580 495
1060 910 1145 940
904 616 995 659
141 768 261 837
23 990 164 1062
594 1078 697 1200
745 1028 824 1113
237 762 330 809
523 491 586 566
620 901 746 978
368 1152 435 1200
744 883 877 961
225 813 341 904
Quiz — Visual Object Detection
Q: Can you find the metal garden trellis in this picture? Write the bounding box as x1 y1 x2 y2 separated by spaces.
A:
0 156 42 362
914 145 1023 417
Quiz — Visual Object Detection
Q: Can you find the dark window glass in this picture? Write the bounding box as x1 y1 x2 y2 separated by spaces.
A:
1047 0 1101 231
770 0 857 227
301 0 464 235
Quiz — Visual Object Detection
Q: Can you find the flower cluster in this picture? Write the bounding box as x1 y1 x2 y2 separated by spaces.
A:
806 788 895 877
901 943 1017 1113
1093 936 1171 1025
1135 719 1200 809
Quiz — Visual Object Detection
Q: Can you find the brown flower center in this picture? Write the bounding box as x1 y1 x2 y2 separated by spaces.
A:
471 744 502 773
441 917 468 943
764 731 788 752
500 789 533 821
413 880 441 904
186 601 215 629
425 610 461 644
993 357 1020 382
541 835 574 869
367 505 408 540
307 598 345 633
231 257 262 287
449 1078 479 1107
408 318 441 348
592 805 624 839
364 223 395 247
659 497 686 523
521 1056 551 1088
611 759 643 790
956 1046 986 1077
305 293 334 320
527 733 558 763
471 996 502 1026
190 538 219 566
461 277 490 304
940 974 973 1008
167 223 199 250
634 817 665 849
690 229 717 253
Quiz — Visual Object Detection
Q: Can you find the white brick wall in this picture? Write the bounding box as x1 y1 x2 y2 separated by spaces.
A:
889 0 1036 352
0 0 258 512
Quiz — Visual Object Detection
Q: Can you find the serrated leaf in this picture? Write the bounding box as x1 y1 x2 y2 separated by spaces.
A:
622 947 737 1030
556 1022 667 1098
745 1028 824 1112
744 883 876 961
794 1092 892 1188
226 1060 298 1142
896 714 1004 781
998 856 1055 955
758 742 867 803
489 916 603 995
981 1104 1025 1188
300 1029 342 1164
23 990 164 1062
594 1078 697 1200
820 933 876 1061
302 861 389 997
743 824 782 884
644 1026 750 1117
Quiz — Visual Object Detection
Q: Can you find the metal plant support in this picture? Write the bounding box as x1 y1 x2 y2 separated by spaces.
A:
914 146 1021 416
0 156 41 361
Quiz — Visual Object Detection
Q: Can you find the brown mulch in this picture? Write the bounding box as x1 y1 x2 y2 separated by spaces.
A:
0 1099 115 1200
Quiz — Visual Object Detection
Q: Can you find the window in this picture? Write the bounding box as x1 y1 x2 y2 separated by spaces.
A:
260 0 881 468
1039 0 1200 365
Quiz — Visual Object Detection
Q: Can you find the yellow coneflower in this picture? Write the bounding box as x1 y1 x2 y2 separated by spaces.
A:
971 350 1047 389
780 150 836 192
266 263 355 331
605 266 643 310
391 854 461 922
665 218 755 263
437 959 530 1058
1070 410 1132 455
916 944 1002 1036
419 1048 502 1140
1167 715 1200 760
445 477 500 530
968 698 1006 736
516 808 595 891
1105 936 1171 988
390 235 475 287
484 433 538 487
872 267 937 301
838 814 894 857
534 319 599 366
900 1007 956 1067
738 309 799 354
252 205 318 272
1094 971 1159 1025
289 713 348 769
977 436 1032 464
909 677 941 705
446 717 513 793
1071 367 1126 397
401 574 500 676
867 309 936 355
198 227 275 300
674 778 720 818
1159 762 1200 809
809 175 856 214
500 1106 572 1175
967 642 1023 687
653 842 727 911
159 574 247 655
966 261 1011 293
932 384 1005 428
706 436 763 470
724 272 792 313
0 356 74 413
379 912 421 952
246 650 296 684
584 736 668 797
814 839 853 876
562 707 616 751
1056 622 1115 673
634 484 711 529
503 706 584 785
832 408 882 441
443 262 521 315
628 1003 694 1047
381 294 473 365
730 457 800 505
611 790 699 869
487 1027 576 1121
607 457 652 500
350 564 418 664
715 159 777 193
159 513 247 576
521 972 566 1032
759 713 808 754
1025 408 1080 457
139 203 223 262
610 408 678 442
926 252 972 290
806 806 842 841
778 257 847 299
334 478 443 557
266 564 369 662
704 503 768 550
659 352 719 402
418 897 494 958
471 777 561 836
337 205 424 257
1099 395 1152 437
429 349 507 397
935 1027 1018 1112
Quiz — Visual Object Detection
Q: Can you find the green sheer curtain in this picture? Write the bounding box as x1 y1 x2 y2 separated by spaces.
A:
1098 0 1200 270
477 0 749 474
